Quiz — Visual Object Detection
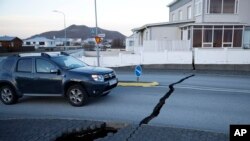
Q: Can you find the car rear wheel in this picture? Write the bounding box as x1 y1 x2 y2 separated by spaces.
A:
67 85 88 107
0 85 18 105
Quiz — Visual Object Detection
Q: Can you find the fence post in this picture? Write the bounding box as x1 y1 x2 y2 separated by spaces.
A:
164 50 168 63
192 48 196 70
119 53 122 67
224 48 228 64
140 51 143 65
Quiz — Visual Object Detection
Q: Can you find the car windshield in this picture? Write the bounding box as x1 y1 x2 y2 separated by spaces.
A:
51 56 88 70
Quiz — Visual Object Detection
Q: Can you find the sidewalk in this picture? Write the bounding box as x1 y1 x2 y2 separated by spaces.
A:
0 119 104 141
0 119 229 141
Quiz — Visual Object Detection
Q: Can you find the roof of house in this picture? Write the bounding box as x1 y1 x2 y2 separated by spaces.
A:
54 38 72 42
132 20 195 32
24 37 54 42
180 22 248 28
167 0 179 7
0 36 19 41
126 34 135 38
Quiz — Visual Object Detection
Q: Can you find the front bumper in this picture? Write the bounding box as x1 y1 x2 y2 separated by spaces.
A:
84 78 118 96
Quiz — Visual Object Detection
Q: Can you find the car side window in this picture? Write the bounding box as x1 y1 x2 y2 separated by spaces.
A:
36 59 57 73
17 58 32 73
1 57 15 72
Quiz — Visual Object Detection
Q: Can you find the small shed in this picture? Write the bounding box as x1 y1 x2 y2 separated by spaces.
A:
0 36 23 48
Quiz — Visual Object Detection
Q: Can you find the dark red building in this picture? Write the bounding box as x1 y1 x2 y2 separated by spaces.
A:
0 36 23 48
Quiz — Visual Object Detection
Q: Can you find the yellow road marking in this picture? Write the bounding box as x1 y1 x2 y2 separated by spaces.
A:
118 82 159 87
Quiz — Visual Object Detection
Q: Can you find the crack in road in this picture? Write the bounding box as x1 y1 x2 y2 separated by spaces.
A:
126 126 141 141
140 74 195 125
126 74 195 141
157 84 250 94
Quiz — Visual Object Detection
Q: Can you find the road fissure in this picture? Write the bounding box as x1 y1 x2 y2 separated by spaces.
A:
140 74 195 125
126 74 195 140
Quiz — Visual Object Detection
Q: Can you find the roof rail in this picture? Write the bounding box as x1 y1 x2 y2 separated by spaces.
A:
60 52 70 56
12 54 20 57
41 52 51 58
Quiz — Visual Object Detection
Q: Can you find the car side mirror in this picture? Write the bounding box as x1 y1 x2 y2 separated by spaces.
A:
50 69 60 74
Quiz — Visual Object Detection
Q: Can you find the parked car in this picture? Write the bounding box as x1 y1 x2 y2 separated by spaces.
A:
0 52 118 106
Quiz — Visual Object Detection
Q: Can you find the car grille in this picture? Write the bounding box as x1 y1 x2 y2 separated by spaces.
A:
104 72 116 81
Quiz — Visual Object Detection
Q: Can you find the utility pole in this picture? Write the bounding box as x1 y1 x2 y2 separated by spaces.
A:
53 10 67 50
95 0 100 66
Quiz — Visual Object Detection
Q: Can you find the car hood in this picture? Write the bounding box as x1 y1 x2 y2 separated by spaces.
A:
69 66 113 75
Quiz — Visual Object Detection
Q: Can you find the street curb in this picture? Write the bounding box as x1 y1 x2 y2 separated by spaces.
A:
118 81 159 87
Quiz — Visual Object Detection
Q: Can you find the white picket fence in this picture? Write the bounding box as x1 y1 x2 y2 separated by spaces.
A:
195 48 250 64
132 40 191 53
80 51 193 67
78 48 250 67
70 42 250 67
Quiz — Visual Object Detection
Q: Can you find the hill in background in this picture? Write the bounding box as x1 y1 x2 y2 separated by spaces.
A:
28 24 126 40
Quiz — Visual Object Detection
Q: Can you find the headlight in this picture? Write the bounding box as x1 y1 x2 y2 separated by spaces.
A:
91 74 104 82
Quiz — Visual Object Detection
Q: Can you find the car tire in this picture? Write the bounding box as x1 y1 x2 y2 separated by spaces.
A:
102 92 110 97
0 85 18 105
67 84 88 107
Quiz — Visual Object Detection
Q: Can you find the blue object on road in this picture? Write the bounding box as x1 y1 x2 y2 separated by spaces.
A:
135 65 142 77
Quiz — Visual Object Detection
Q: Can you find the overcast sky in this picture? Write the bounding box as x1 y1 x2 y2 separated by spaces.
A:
0 0 172 39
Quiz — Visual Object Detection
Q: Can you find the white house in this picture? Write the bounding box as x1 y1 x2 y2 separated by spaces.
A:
129 0 250 51
54 38 64 46
83 38 96 45
125 34 135 51
69 38 82 46
23 37 55 49
54 38 82 46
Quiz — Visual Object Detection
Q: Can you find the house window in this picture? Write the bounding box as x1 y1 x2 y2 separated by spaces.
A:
129 41 134 47
187 6 192 19
193 28 202 47
223 29 233 47
172 13 176 21
145 31 149 40
210 0 222 13
179 10 183 20
26 42 31 45
208 0 237 14
39 42 45 45
206 0 209 13
192 25 243 48
181 30 183 40
243 27 250 48
213 29 223 47
188 29 191 40
233 29 242 47
195 0 202 16
223 0 235 13
11 42 14 47
235 0 239 13
203 26 213 47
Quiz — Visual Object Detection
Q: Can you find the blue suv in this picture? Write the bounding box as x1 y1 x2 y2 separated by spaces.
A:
0 52 118 106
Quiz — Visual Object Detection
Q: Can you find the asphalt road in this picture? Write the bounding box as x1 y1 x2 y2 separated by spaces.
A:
1 69 250 134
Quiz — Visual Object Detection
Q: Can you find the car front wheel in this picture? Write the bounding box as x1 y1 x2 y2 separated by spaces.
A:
102 92 110 97
67 85 88 107
0 85 18 105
